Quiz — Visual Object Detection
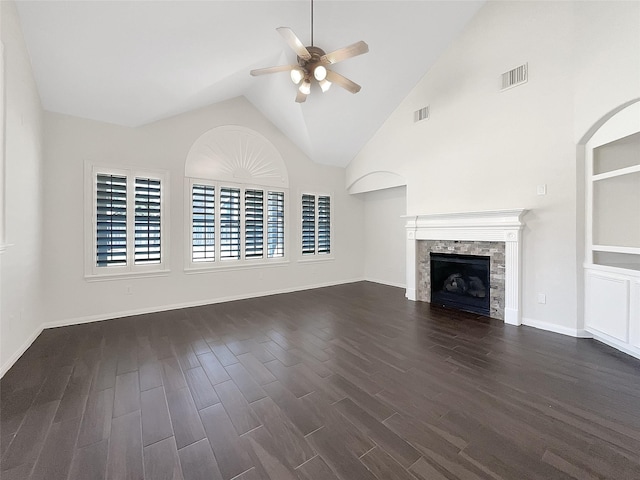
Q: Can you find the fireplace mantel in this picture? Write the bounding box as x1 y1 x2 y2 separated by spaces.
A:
405 209 527 325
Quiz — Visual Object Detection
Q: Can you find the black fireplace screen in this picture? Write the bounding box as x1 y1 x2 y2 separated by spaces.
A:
430 253 490 316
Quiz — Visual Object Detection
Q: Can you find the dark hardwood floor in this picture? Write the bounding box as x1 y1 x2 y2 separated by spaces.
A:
2 281 640 480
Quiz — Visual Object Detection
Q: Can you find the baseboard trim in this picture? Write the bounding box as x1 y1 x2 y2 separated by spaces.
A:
42 277 366 330
364 277 406 289
588 330 640 361
522 317 592 338
0 278 365 379
0 324 44 378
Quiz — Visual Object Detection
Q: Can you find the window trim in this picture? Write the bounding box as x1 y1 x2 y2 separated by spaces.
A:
85 163 170 280
184 178 290 272
298 190 334 262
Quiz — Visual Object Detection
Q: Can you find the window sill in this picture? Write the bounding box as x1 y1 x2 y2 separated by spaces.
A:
184 259 290 274
297 255 335 264
85 269 171 282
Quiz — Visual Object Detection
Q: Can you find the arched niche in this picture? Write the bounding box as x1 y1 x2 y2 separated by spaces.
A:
347 170 406 194
184 125 289 188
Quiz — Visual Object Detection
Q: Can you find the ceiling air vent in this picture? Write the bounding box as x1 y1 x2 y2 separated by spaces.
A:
501 63 528 91
414 106 429 123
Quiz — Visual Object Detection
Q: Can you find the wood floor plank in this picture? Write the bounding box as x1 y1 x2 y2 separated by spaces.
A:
113 371 140 418
30 416 82 480
77 387 114 448
306 426 378 480
140 386 173 446
225 362 267 403
249 396 315 468
296 455 341 480
184 366 220 410
67 438 109 480
139 359 164 392
177 438 223 480
199 403 254 480
106 410 143 480
198 352 230 385
208 341 238 367
166 387 206 449
238 353 277 385
2 282 640 480
161 357 187 393
143 437 184 480
360 447 420 480
261 381 323 436
0 399 59 472
214 380 261 435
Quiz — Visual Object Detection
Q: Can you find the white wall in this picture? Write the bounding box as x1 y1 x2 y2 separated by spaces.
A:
360 186 406 288
347 1 640 335
0 1 45 374
42 96 365 327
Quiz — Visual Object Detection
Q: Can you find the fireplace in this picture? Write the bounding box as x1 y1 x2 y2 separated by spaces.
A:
404 209 526 325
430 253 490 316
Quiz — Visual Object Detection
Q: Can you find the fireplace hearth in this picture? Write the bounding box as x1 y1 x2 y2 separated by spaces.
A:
430 253 490 316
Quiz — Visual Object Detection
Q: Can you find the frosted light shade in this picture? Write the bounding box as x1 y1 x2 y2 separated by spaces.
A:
319 78 332 92
313 65 327 81
290 68 304 84
299 80 311 95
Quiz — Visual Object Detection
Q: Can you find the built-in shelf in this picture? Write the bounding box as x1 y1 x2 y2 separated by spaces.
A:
592 245 640 255
584 102 640 360
592 164 640 182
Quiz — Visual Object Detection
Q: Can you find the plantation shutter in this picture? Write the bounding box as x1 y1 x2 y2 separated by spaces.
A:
317 195 331 254
302 194 315 255
267 191 285 258
96 174 127 267
220 187 241 259
134 177 162 264
192 184 215 262
245 189 264 259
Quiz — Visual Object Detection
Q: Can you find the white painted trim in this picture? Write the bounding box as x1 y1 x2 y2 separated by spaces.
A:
405 209 527 325
522 317 593 338
589 330 640 361
364 277 406 289
0 324 44 378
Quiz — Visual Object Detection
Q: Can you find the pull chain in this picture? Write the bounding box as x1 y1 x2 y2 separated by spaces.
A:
311 0 314 46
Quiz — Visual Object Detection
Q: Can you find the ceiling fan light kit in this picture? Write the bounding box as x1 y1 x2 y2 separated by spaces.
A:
250 0 368 103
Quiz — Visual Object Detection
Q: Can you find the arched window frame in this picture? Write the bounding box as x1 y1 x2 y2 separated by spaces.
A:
183 126 290 272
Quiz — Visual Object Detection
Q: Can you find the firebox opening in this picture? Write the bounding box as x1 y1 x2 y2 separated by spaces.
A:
430 253 490 316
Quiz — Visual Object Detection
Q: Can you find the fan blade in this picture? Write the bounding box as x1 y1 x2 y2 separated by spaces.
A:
325 70 361 94
295 90 307 103
277 27 312 60
250 65 298 76
321 41 369 65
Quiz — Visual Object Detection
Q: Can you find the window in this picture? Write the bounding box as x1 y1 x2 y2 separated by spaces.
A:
301 193 331 256
88 165 169 278
187 179 287 269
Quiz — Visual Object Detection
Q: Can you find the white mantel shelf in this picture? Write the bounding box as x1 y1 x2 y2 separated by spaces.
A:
404 209 527 326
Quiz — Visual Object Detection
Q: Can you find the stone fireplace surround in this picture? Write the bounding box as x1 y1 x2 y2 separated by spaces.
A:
405 209 526 325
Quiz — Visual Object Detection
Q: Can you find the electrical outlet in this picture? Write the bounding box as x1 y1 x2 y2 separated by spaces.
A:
537 184 547 195
537 293 546 304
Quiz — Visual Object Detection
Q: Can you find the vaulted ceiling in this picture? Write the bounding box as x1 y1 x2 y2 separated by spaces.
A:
15 1 484 166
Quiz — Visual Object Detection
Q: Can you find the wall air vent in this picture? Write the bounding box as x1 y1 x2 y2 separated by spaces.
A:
414 106 429 122
501 63 528 91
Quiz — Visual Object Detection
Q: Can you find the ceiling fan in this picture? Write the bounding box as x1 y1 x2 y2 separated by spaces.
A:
250 0 369 103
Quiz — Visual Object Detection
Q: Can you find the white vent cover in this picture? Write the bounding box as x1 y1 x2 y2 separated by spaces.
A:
414 106 429 122
501 63 528 91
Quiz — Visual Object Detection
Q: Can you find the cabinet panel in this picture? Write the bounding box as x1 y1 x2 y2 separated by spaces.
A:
585 271 629 342
631 280 640 349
